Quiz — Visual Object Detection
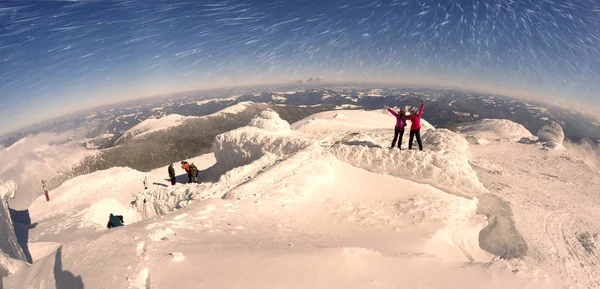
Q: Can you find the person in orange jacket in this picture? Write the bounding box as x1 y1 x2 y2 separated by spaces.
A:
181 161 191 183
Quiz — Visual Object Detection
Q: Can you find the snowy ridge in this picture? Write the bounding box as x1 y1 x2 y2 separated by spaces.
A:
330 129 487 198
12 107 595 288
207 101 255 117
119 101 259 142
121 114 195 140
459 119 534 144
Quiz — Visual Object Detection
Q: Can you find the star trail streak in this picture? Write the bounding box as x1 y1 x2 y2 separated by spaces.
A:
1 0 600 133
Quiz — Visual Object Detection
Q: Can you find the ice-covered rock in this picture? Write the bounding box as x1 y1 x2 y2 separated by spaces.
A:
0 181 27 276
460 119 533 144
537 121 565 149
213 110 312 173
0 250 26 277
248 109 292 131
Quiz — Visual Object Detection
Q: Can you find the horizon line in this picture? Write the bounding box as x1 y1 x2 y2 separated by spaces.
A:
2 80 598 139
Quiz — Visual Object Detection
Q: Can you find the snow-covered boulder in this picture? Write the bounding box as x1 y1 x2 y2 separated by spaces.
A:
0 181 27 276
537 121 565 149
248 109 292 131
213 110 312 173
460 119 533 144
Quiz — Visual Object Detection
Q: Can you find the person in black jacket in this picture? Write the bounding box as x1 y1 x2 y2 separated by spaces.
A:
189 163 199 183
168 163 176 185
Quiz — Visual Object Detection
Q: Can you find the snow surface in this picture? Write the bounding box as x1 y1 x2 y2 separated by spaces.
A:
459 119 534 144
5 107 600 289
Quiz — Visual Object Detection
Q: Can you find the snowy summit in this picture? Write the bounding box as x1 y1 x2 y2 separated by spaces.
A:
2 106 600 289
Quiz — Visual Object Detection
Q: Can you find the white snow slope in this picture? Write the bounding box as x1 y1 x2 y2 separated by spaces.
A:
4 108 600 289
120 114 195 140
459 119 534 144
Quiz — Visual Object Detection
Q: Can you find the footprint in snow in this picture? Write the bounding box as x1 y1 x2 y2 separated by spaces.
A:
136 241 146 256
127 267 150 289
148 227 175 241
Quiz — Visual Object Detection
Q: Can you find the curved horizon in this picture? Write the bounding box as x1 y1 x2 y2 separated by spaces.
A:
1 0 600 135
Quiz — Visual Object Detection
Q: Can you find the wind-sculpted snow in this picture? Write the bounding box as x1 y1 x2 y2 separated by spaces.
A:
248 109 292 131
213 109 312 173
459 119 534 144
537 121 565 149
135 185 200 219
330 129 488 198
0 181 27 276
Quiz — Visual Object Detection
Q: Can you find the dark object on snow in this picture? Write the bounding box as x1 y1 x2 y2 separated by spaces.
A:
42 179 50 201
390 128 405 149
181 161 192 183
168 164 176 185
408 129 423 151
577 231 596 253
189 163 199 183
106 213 124 229
168 164 176 178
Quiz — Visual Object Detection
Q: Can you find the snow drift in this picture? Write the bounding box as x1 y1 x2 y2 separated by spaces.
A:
459 119 534 144
537 121 565 149
28 167 144 232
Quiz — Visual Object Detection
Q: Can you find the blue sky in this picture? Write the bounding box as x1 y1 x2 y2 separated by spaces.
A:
1 0 600 134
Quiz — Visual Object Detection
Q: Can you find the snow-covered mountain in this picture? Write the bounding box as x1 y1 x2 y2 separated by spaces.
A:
117 102 258 143
2 108 600 288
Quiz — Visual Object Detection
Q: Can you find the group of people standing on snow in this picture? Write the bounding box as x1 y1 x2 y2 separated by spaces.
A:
167 161 199 186
387 99 425 151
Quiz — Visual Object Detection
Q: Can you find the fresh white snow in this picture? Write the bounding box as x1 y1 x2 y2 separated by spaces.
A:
3 107 600 289
459 119 534 144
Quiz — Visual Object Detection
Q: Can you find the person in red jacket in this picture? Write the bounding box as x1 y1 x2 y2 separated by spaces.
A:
387 106 408 149
405 99 424 151
181 161 191 183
